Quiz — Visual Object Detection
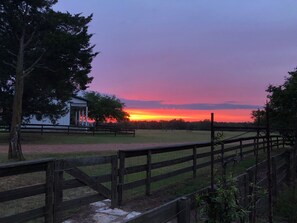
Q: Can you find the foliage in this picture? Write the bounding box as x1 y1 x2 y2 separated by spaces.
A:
0 0 97 125
251 68 297 140
195 174 248 223
251 109 266 126
267 69 297 129
0 0 97 159
83 91 129 124
122 120 254 131
274 184 297 222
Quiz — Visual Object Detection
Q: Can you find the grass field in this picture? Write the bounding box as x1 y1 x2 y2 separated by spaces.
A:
0 129 255 145
0 130 257 164
0 130 208 145
1 129 276 222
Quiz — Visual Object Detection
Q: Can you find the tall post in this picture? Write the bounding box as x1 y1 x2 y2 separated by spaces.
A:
81 109 85 126
266 105 273 223
118 151 125 205
111 155 118 208
177 197 191 223
247 169 255 223
78 109 81 126
211 113 215 191
53 160 64 222
193 147 197 178
45 160 54 223
75 110 78 126
146 150 152 196
85 106 88 126
239 139 243 160
271 156 277 201
221 143 225 176
252 117 260 223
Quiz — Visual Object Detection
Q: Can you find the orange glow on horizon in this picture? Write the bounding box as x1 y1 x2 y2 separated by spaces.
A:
125 108 253 122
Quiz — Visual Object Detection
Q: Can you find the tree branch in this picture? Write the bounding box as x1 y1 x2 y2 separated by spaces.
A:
22 50 46 78
3 60 16 69
24 29 36 48
35 64 56 73
7 49 17 57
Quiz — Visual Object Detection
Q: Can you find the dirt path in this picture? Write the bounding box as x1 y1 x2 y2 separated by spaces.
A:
0 143 179 153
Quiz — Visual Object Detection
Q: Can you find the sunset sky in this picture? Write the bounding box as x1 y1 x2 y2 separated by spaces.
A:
55 1 297 122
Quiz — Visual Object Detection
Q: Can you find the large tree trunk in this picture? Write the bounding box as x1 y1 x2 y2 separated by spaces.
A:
8 31 25 161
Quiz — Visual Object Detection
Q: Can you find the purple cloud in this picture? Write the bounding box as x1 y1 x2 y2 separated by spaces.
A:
121 99 260 110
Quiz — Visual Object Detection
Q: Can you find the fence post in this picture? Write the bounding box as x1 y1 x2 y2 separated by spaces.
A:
118 151 125 205
247 169 255 223
292 149 296 181
237 173 248 208
210 113 215 191
177 197 191 223
271 157 277 202
146 150 152 196
45 160 54 223
253 138 256 156
41 125 44 135
221 143 224 172
67 126 70 135
243 173 249 208
239 140 243 160
53 160 64 223
111 155 118 208
193 147 197 178
286 150 293 185
276 136 279 150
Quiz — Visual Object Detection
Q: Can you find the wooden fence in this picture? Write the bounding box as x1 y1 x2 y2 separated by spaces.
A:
125 148 297 223
0 124 136 136
0 159 55 223
0 156 118 223
0 135 286 222
118 135 284 204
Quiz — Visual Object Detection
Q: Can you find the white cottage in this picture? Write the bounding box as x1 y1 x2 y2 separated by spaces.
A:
27 96 89 126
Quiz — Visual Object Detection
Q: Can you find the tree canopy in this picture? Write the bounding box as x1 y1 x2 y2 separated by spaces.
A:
84 91 130 124
252 68 297 133
0 0 97 124
0 0 97 159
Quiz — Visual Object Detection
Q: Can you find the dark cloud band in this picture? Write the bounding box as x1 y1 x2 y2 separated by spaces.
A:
122 99 260 110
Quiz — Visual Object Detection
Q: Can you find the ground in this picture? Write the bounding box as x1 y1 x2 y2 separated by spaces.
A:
0 141 184 222
66 190 178 223
0 143 180 154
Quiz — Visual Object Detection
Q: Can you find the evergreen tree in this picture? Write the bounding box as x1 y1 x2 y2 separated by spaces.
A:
0 0 97 160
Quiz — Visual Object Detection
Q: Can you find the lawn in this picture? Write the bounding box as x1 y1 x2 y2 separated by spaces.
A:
0 129 287 223
0 130 256 164
0 129 255 145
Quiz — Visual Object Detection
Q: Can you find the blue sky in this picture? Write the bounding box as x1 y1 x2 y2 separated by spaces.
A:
54 0 297 121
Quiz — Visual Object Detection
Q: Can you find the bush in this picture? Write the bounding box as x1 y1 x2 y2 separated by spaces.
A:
196 174 248 223
274 184 297 222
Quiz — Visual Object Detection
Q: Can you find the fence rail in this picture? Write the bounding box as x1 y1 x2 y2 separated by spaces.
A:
125 149 297 223
0 159 54 223
0 135 288 222
0 124 136 136
0 156 117 223
118 135 283 204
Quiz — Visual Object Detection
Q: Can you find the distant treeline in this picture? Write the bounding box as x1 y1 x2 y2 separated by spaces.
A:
104 119 255 131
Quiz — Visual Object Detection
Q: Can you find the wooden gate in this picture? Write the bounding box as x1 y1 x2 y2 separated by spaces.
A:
53 156 118 222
